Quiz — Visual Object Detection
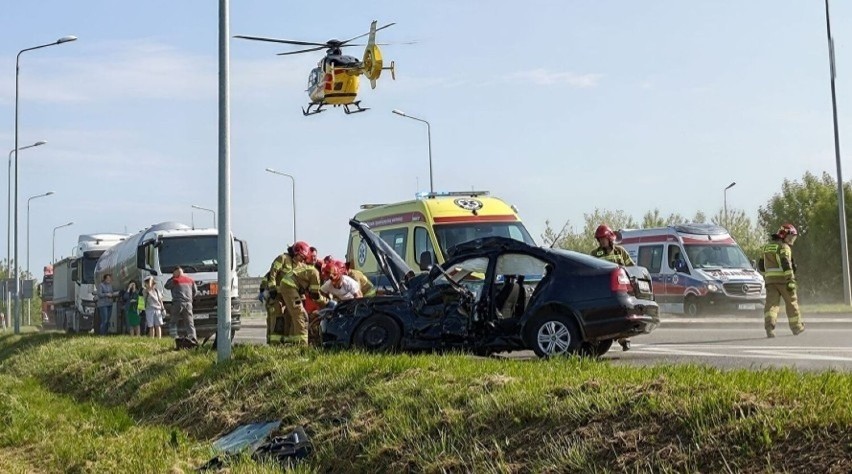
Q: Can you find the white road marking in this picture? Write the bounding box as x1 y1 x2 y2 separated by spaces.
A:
629 344 852 362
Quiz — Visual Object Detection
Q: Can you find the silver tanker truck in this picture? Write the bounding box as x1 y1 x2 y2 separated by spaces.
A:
93 222 249 340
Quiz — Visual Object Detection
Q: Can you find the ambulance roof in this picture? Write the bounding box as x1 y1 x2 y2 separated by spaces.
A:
354 191 520 229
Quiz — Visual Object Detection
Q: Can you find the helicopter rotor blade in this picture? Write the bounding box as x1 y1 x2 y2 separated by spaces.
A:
339 22 396 46
234 35 329 47
275 46 328 56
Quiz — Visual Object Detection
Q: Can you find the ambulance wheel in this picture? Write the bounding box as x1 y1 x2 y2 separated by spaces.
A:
353 314 401 352
684 296 701 316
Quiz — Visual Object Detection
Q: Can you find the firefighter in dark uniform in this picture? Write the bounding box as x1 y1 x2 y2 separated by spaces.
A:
758 224 804 338
591 224 635 351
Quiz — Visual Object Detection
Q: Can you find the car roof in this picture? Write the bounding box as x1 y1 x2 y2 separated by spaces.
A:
447 236 615 269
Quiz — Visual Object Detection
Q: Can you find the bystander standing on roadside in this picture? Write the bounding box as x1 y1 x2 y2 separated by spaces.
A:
97 274 119 335
165 267 198 343
121 281 142 336
143 276 164 338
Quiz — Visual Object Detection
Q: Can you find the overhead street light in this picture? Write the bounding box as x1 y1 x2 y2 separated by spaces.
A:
191 204 216 227
14 35 77 334
52 222 73 264
6 141 45 322
265 168 297 242
724 182 736 230
27 191 53 325
392 109 434 193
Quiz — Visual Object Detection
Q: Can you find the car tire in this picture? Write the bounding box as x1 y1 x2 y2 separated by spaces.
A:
527 313 582 358
582 339 614 357
353 314 401 352
684 296 701 317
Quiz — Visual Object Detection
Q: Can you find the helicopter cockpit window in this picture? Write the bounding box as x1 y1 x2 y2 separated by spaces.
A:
308 69 320 88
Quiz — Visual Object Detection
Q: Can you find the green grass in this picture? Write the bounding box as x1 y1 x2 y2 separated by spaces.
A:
1 332 851 472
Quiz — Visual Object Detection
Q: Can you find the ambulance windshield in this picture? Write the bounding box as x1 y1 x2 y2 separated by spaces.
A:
434 223 535 257
684 244 751 269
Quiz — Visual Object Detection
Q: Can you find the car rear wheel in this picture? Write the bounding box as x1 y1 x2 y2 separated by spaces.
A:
684 295 701 316
527 314 581 358
582 339 614 357
353 314 401 352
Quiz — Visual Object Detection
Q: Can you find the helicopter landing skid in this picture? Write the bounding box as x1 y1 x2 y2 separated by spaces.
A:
343 101 369 114
302 102 327 116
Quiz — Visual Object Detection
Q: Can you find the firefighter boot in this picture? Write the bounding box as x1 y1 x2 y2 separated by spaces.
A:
765 319 776 338
618 338 631 351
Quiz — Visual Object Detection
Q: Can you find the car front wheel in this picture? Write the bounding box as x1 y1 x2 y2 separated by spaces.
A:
527 314 582 358
353 314 401 352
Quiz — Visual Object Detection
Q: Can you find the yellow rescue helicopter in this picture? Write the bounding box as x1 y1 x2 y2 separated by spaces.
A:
235 21 398 116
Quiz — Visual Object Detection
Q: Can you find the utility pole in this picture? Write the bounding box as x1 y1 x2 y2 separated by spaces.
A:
825 0 852 305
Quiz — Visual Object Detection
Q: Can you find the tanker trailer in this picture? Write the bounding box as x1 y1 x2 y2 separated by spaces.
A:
94 222 249 339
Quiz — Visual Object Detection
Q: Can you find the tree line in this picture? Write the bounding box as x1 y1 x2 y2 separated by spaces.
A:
542 171 852 303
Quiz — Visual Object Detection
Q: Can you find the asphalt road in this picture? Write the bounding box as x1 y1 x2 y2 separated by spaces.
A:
235 316 852 371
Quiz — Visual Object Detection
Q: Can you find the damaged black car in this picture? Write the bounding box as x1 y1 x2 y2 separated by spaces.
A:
320 220 659 357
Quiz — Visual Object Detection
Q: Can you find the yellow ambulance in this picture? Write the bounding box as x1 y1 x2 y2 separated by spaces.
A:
346 191 535 285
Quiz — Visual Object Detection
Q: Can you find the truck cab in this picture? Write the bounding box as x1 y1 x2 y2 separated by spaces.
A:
96 222 249 339
619 224 765 316
52 233 129 332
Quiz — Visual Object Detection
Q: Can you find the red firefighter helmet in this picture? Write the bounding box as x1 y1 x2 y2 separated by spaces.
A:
595 224 616 240
324 260 347 283
777 223 798 239
291 241 311 260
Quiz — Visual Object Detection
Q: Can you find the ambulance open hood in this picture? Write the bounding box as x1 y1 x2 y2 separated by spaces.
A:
349 219 414 293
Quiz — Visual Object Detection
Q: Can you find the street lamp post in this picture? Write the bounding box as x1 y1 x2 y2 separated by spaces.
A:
191 204 216 227
52 222 73 264
27 191 54 325
7 141 45 323
264 168 297 242
724 182 736 229
392 109 434 193
14 35 77 334
825 0 852 305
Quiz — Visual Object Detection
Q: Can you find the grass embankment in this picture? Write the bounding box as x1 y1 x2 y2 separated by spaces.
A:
1 333 850 473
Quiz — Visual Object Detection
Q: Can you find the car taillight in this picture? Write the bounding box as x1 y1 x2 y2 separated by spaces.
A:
610 268 632 293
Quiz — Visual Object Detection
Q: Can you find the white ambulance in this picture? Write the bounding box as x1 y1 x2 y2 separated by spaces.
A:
619 224 765 316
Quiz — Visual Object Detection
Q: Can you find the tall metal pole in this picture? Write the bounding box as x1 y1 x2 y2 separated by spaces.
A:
825 0 852 305
7 142 45 322
27 192 53 325
52 222 73 264
191 205 216 227
724 182 736 229
392 110 434 193
217 0 233 362
264 169 297 242
14 36 76 334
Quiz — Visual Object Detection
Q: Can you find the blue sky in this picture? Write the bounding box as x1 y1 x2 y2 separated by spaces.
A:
2 1 851 277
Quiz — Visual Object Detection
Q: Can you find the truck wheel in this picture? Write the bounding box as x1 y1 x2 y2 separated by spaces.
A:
684 296 701 316
526 313 582 358
353 314 401 352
